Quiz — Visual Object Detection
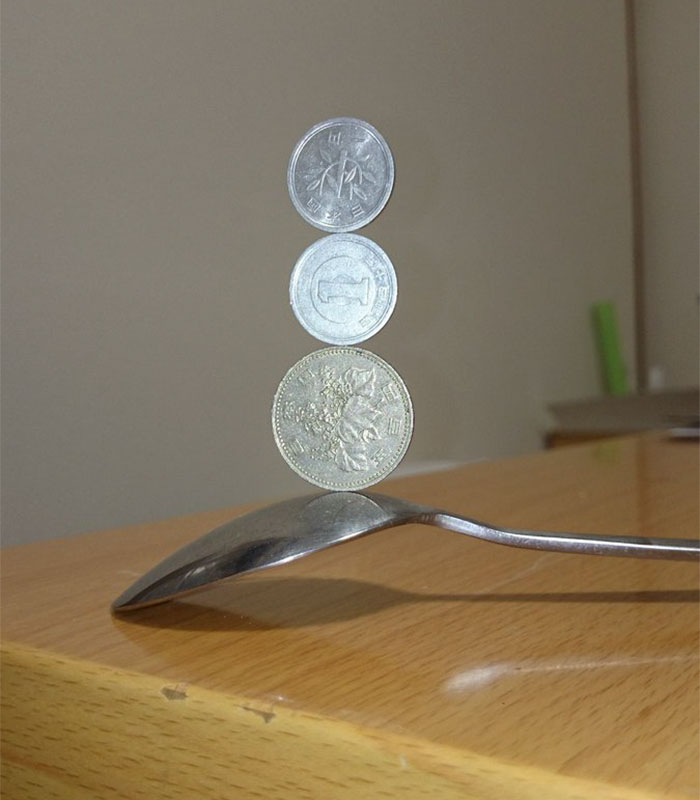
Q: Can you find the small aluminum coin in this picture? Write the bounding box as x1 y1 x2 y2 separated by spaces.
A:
272 347 413 491
290 234 397 345
288 117 394 232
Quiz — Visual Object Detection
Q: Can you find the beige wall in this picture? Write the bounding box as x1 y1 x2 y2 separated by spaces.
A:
2 0 635 545
636 0 699 388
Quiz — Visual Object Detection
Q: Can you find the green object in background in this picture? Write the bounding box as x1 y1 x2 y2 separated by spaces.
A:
592 301 629 395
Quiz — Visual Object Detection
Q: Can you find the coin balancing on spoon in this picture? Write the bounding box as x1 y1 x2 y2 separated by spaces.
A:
271 347 413 491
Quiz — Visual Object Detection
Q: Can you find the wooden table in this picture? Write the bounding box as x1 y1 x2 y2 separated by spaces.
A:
2 433 698 799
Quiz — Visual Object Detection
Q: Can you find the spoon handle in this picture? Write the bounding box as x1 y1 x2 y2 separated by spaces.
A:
430 512 700 561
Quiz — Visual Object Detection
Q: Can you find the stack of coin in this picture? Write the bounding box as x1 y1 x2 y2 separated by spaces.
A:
273 118 413 491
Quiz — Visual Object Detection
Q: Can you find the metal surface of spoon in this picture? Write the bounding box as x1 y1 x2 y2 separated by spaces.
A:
112 492 700 611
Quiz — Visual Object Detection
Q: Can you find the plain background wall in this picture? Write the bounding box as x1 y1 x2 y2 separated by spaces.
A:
636 0 699 388
3 0 639 545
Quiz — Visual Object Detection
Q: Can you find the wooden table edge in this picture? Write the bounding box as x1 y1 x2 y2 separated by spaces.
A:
2 639 678 800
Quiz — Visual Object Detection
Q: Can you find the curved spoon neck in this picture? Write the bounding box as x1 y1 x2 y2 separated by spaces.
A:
431 511 700 561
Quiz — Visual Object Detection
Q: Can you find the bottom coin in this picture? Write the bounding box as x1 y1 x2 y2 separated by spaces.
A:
272 347 413 490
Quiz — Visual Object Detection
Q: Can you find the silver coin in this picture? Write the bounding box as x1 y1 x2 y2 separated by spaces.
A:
272 348 413 491
287 117 395 232
290 234 397 345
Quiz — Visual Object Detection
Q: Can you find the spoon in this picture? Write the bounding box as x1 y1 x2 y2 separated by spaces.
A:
112 491 700 611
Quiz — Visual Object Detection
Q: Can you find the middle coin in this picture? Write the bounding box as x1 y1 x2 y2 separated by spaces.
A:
290 234 397 346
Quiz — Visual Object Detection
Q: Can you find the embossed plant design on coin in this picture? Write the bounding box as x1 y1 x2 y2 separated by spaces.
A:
290 234 397 345
288 118 395 232
272 348 413 490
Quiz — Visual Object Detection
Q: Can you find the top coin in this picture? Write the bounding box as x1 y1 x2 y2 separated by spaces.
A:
287 118 395 232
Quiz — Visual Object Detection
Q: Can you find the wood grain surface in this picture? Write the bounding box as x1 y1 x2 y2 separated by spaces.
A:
2 433 698 799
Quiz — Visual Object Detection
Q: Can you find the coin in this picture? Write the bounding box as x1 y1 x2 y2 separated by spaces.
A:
272 348 413 490
287 118 395 232
289 234 397 345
